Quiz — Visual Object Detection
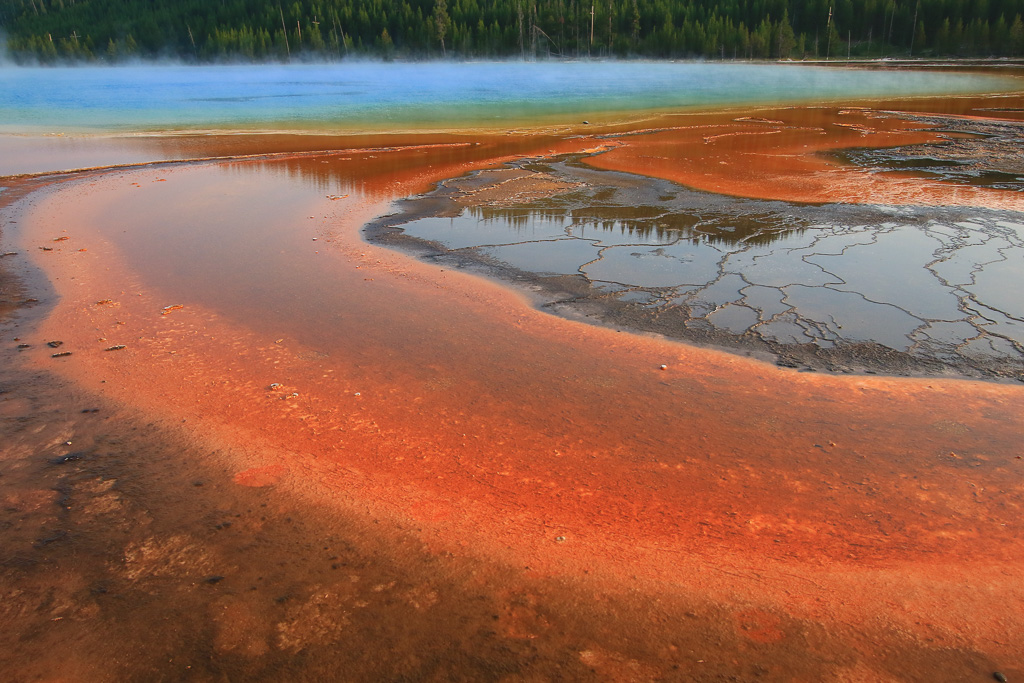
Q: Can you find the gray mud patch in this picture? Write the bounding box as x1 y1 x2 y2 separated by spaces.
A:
836 112 1024 191
367 154 1024 382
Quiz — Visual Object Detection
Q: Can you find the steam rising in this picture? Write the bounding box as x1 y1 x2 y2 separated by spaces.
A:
0 61 1015 134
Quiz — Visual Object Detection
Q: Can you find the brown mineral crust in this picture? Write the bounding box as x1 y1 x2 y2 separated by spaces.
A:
451 171 582 206
12 126 1024 669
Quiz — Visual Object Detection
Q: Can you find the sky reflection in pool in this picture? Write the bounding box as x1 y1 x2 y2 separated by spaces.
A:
397 194 1024 370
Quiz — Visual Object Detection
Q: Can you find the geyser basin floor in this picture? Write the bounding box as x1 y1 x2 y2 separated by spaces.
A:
2 93 1024 680
379 111 1024 379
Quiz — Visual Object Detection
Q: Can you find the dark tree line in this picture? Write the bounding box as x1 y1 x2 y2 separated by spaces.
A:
2 0 1023 62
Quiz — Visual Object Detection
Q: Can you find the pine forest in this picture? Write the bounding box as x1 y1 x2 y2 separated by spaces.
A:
2 0 1023 62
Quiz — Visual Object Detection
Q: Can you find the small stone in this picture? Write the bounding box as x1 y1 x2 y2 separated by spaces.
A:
50 452 85 465
993 673 1007 683
47 340 63 348
555 536 566 543
51 351 72 358
659 364 668 370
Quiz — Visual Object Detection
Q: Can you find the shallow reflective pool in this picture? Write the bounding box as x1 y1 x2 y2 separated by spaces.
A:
394 157 1024 377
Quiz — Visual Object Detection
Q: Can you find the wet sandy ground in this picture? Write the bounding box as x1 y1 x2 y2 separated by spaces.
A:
2 98 1023 682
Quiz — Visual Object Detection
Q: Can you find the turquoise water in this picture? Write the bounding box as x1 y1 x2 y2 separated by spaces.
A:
0 61 1015 132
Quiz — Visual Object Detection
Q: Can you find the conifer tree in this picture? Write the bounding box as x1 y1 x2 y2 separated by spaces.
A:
0 0 1020 61
433 0 449 54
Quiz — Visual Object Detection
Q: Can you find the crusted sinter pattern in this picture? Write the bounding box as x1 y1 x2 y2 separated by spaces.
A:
368 149 1024 382
837 112 1024 191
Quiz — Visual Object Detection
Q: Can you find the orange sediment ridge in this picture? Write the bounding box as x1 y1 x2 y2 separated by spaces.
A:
587 97 1024 210
9 108 1024 672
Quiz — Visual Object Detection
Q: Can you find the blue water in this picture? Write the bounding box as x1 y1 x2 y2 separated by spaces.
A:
0 61 1015 132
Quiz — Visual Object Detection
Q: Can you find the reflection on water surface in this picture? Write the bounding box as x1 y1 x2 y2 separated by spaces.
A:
389 156 1024 379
